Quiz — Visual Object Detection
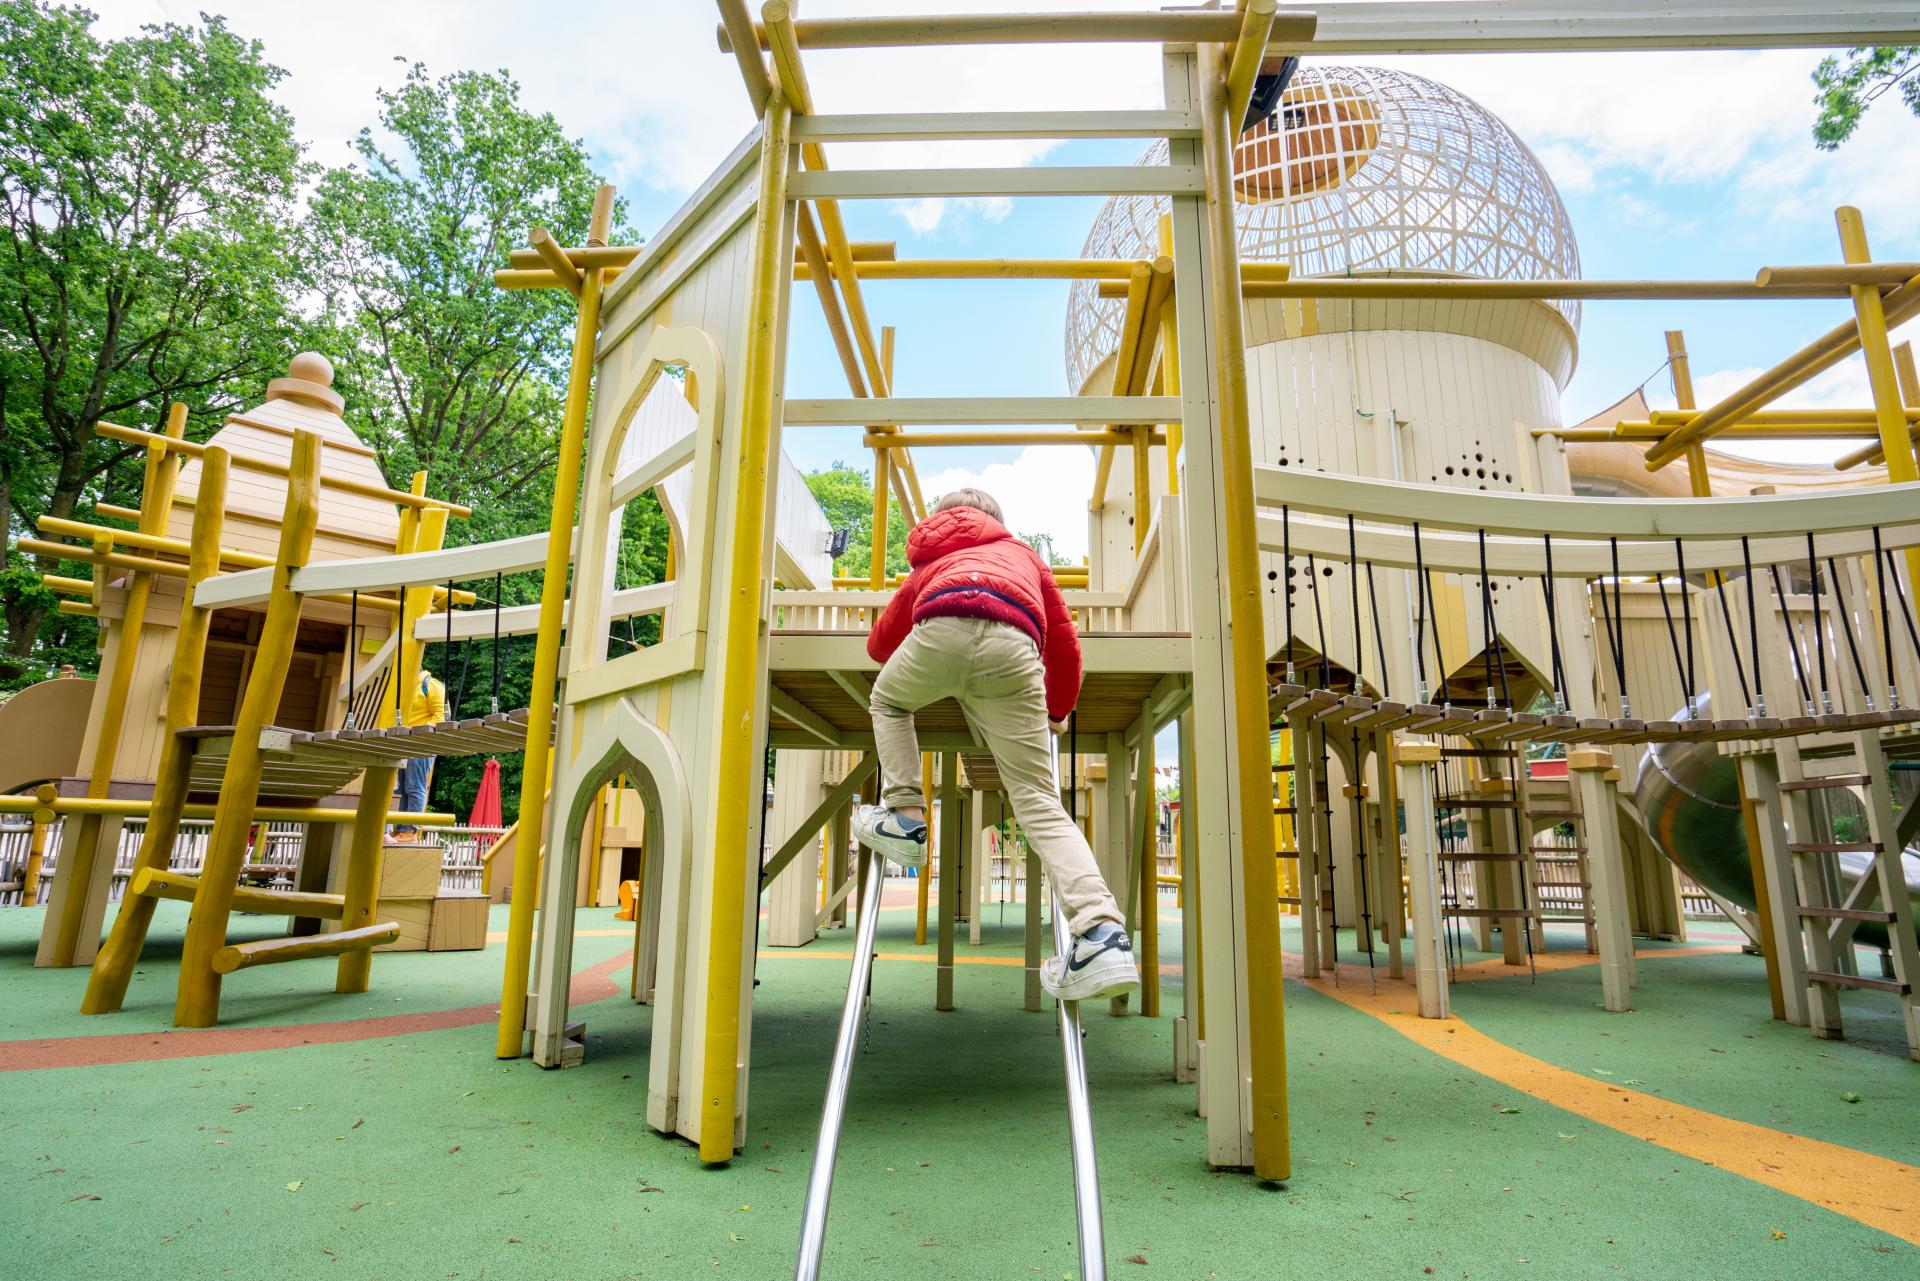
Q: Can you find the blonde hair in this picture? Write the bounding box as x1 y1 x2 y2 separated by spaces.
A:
932 487 1004 524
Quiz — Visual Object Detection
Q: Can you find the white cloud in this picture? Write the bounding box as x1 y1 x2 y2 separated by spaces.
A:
922 447 1095 563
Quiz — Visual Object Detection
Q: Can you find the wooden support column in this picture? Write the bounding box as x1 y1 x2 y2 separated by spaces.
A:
1290 711 1321 977
173 430 322 1028
1023 831 1043 1013
1105 730 1133 1016
1395 741 1449 1019
915 751 932 943
936 751 959 1011
1570 748 1634 1013
1743 752 1812 1029
1134 716 1160 1017
1373 730 1405 980
81 447 230 1013
1174 709 1202 1084
44 403 190 968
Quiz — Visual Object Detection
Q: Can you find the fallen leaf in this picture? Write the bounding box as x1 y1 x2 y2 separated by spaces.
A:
285 1181 303 1193
65 1193 102 1203
231 1105 253 1113
1771 1228 1787 1241
1498 1107 1521 1115
448 1146 461 1154
1555 1132 1576 1140
726 1232 744 1244
1840 1092 1861 1104
1126 1254 1148 1265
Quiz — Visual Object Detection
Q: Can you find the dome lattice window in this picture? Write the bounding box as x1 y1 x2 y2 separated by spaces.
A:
1066 65 1581 392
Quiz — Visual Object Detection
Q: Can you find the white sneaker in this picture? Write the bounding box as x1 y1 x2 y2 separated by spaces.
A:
851 804 928 868
1041 920 1139 1002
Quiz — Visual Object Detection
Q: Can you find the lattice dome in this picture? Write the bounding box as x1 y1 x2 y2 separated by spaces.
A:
1066 65 1581 392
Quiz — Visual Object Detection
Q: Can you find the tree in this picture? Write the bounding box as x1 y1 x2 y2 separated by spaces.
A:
307 64 624 536
0 2 309 683
804 460 909 581
1811 46 1920 150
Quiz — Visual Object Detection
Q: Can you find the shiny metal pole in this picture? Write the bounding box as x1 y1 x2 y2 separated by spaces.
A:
794 847 886 1281
1050 732 1108 1281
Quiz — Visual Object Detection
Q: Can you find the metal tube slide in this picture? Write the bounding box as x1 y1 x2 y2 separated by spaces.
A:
794 848 886 1281
1050 734 1108 1281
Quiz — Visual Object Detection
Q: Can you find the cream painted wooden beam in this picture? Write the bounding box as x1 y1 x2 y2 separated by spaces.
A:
1281 1 1920 54
414 581 676 643
768 631 1192 674
600 124 762 312
786 396 1180 426
769 688 841 746
1253 465 1920 542
791 110 1201 141
788 167 1203 200
1256 513 1920 580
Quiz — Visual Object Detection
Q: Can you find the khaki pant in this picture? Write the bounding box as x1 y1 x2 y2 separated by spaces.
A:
870 616 1121 934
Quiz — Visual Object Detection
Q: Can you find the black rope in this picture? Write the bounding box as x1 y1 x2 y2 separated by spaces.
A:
1347 515 1363 693
1806 534 1828 712
1477 531 1511 709
1652 560 1694 712
1412 522 1432 701
1538 534 1567 713
490 571 504 715
1282 506 1295 684
453 637 473 716
1306 554 1331 690
443 579 455 690
1316 721 1338 979
1825 558 1873 709
1606 539 1630 716
1675 540 1697 711
1364 561 1390 689
1882 547 1920 679
1769 564 1815 713
1710 559 1753 718
1742 538 1766 716
1872 528 1898 709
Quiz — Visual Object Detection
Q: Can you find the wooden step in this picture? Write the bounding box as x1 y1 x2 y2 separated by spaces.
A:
1440 747 1518 759
1277 896 1302 907
1441 907 1542 919
1796 906 1896 923
1539 914 1595 922
1805 969 1911 995
1433 797 1518 810
212 922 402 974
1438 852 1528 863
131 868 346 920
1787 842 1881 854
1778 774 1871 792
1526 809 1581 820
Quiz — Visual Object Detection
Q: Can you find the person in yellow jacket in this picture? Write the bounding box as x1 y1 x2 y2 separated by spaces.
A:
392 668 447 837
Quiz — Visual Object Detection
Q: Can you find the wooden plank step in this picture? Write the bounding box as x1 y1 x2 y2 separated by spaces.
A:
1273 805 1298 815
1277 896 1302 906
130 868 347 920
212 922 402 973
1434 797 1519 810
1440 746 1519 759
1805 969 1911 994
1526 809 1581 820
1787 842 1880 854
1778 775 1871 792
1539 914 1596 923
1438 852 1528 863
1441 907 1542 919
1537 880 1593 890
1796 906 1896 923
1276 851 1300 861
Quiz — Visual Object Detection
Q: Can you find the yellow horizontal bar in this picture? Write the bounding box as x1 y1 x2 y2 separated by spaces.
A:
1644 407 1918 426
57 600 99 617
797 258 1143 282
94 502 143 522
862 429 1165 448
1756 263 1920 288
0 794 452 825
41 574 94 596
504 238 893 272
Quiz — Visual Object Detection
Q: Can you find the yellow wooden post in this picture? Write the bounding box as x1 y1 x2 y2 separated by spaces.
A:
696 91 793 1162
82 446 230 1014
1159 215 1182 496
338 506 443 995
49 403 189 966
22 785 57 907
1135 727 1160 1017
173 430 322 1027
496 186 615 1059
916 751 933 944
1200 40 1290 1181
869 326 896 589
1837 208 1920 604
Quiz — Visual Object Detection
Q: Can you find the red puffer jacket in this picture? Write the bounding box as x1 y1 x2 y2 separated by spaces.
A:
867 506 1083 721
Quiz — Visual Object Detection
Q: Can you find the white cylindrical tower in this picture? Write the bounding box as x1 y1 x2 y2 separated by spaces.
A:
1070 65 1581 702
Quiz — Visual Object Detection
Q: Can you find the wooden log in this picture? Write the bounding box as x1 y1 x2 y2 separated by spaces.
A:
212 922 402 974
130 868 347 920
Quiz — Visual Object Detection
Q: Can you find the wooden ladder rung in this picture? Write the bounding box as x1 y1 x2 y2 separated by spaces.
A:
1525 809 1580 820
1538 880 1593 889
1434 797 1517 809
1805 969 1911 995
1441 907 1542 919
212 922 402 974
1276 851 1300 860
1796 906 1896 923
1778 774 1871 792
130 867 347 920
1438 852 1528 863
1277 896 1302 906
1787 842 1880 854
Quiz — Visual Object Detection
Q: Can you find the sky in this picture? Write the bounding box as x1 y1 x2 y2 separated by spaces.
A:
91 1 1920 562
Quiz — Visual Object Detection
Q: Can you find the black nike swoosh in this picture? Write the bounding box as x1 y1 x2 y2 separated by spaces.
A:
1067 938 1128 971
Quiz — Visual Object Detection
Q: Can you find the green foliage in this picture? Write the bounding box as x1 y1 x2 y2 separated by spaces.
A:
306 63 626 538
1811 46 1920 150
0 1 309 685
805 460 909 581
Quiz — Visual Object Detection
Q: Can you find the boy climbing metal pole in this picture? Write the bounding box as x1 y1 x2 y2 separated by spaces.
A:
852 489 1139 1002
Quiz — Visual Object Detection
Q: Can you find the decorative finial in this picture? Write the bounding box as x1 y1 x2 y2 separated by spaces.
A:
267 351 345 413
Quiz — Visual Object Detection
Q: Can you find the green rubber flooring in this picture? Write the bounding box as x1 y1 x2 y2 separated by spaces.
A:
1 897 1915 1280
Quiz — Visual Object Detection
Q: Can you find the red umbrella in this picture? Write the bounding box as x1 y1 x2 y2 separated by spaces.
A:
468 757 504 828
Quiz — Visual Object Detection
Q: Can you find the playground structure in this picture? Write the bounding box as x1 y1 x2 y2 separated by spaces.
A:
2 4 1918 1275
